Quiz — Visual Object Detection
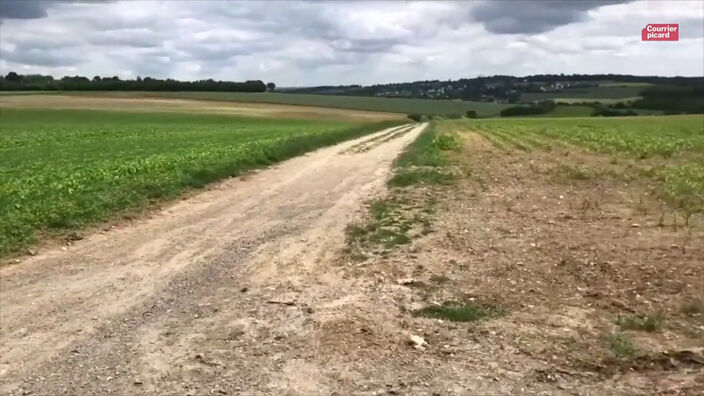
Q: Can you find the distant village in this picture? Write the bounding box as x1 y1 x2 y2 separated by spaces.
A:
367 79 591 103
286 74 695 104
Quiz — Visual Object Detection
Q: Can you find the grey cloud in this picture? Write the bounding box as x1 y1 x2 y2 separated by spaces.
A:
0 0 48 19
2 31 82 50
180 43 257 62
88 29 164 48
330 38 401 53
174 36 279 63
471 0 633 34
0 0 91 20
219 3 341 43
0 0 116 22
681 18 704 38
2 47 80 66
0 0 701 85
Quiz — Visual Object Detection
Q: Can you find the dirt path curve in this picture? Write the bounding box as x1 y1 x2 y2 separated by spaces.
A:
0 123 424 395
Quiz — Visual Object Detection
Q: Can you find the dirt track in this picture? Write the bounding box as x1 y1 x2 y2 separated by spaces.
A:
0 124 423 395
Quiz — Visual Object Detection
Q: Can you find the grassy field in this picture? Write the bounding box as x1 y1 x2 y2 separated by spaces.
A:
0 107 401 255
0 93 403 121
460 115 704 216
598 81 653 87
519 85 645 103
60 91 511 117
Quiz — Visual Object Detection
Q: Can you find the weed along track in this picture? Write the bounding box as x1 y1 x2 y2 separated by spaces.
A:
0 123 426 395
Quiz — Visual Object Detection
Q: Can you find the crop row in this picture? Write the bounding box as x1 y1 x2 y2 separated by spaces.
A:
461 115 704 214
0 108 401 255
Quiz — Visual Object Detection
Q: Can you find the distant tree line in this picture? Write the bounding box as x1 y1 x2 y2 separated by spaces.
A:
287 74 704 105
500 100 556 117
591 104 638 117
0 72 268 92
630 84 704 114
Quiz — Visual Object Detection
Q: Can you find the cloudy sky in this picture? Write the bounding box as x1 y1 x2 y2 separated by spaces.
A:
0 0 702 86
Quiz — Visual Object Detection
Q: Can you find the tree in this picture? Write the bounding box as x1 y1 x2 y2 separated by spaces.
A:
407 113 422 122
266 82 276 91
5 71 21 82
0 72 269 93
465 110 477 119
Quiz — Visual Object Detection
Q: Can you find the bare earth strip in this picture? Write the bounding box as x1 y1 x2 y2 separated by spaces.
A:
0 94 402 121
0 124 423 395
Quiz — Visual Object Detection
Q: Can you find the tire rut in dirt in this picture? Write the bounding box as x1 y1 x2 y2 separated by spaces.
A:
342 124 416 154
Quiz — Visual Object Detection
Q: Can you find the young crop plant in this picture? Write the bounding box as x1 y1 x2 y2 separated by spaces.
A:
414 301 504 322
608 332 639 358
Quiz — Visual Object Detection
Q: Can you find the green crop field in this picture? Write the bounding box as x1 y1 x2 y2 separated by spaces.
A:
459 115 704 216
598 81 653 87
60 91 511 117
0 107 401 255
533 104 594 117
519 85 646 103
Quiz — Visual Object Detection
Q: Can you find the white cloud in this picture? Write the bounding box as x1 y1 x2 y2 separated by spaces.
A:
0 0 701 85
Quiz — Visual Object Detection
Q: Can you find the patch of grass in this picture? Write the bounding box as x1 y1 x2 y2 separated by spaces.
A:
345 196 416 258
608 332 639 358
414 301 503 322
345 224 371 239
345 220 411 250
345 122 460 259
431 133 462 151
372 228 412 247
394 123 448 168
556 164 593 180
369 199 395 221
389 122 461 187
617 311 664 332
